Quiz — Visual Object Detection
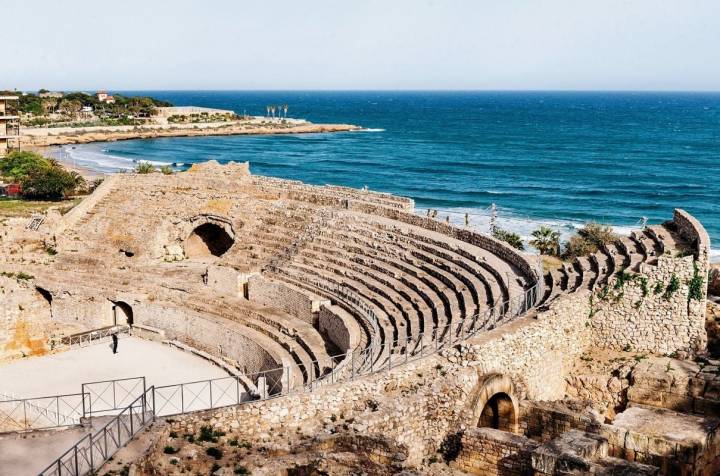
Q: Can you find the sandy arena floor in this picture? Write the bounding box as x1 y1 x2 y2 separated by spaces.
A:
0 336 230 398
0 337 231 476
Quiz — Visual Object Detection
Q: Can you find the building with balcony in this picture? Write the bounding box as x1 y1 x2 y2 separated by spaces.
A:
0 96 21 156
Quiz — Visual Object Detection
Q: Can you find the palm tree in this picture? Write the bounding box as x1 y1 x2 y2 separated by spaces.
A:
530 226 560 256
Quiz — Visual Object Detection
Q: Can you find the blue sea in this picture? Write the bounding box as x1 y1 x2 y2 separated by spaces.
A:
58 91 720 260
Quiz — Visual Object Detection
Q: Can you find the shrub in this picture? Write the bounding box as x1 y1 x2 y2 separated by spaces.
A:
665 274 681 299
634 275 649 297
578 223 617 247
205 446 223 460
614 269 633 290
654 281 664 295
198 425 224 443
163 446 178 454
562 222 617 259
688 263 705 301
16 272 34 280
492 227 525 250
135 162 155 174
159 165 174 175
562 235 595 260
234 466 250 475
21 167 78 199
0 151 53 180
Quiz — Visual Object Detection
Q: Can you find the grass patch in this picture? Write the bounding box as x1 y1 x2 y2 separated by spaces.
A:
0 197 82 218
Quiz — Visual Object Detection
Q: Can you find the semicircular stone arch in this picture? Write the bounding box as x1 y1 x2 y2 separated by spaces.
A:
471 373 520 433
183 215 236 259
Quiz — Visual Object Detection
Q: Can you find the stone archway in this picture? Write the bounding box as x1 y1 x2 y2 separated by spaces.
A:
473 374 519 433
112 301 134 326
185 222 234 258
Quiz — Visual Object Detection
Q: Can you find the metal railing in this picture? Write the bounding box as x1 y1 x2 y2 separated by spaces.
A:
38 387 154 476
33 282 538 475
0 377 146 433
82 377 146 416
52 325 129 351
150 283 538 416
0 392 86 432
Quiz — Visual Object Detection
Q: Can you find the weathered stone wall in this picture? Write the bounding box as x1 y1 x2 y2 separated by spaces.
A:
627 357 720 416
450 291 592 401
317 305 353 354
205 265 241 297
590 254 707 354
520 400 720 476
521 401 604 442
159 355 479 468
673 209 711 266
452 427 538 475
247 274 322 323
45 290 284 374
0 276 55 361
144 290 593 471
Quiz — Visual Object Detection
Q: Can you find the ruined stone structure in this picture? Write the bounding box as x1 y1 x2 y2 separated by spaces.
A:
0 161 716 475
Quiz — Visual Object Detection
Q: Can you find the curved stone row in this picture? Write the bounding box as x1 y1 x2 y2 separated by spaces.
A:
251 210 528 370
39 165 543 397
539 224 685 305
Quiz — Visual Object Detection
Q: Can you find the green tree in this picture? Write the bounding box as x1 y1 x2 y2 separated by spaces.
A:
21 167 78 199
493 228 525 251
0 151 53 180
530 226 560 256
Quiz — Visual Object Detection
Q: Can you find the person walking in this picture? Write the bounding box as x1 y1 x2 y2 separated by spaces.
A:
112 333 119 354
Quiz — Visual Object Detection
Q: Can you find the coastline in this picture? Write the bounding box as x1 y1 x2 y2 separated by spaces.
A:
20 119 361 147
38 141 720 264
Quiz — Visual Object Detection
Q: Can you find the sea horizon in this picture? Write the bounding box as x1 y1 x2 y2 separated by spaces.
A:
50 90 720 261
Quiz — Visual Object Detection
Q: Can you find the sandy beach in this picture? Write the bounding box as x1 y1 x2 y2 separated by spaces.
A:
20 119 360 148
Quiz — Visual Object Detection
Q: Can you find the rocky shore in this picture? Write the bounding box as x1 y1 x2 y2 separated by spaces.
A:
20 120 360 147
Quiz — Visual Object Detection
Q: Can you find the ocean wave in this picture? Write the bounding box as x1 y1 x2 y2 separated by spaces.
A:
710 249 720 263
356 128 385 132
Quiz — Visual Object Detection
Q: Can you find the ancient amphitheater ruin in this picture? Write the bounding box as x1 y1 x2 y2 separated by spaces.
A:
0 161 717 475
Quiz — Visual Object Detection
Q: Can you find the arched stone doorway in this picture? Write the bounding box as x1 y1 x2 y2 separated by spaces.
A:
112 301 134 326
185 222 234 258
479 392 515 431
473 374 519 433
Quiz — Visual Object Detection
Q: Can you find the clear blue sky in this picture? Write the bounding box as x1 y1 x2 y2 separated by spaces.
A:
3 0 719 91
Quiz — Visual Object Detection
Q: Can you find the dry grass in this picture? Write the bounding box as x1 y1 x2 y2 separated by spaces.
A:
0 198 81 218
541 254 565 271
